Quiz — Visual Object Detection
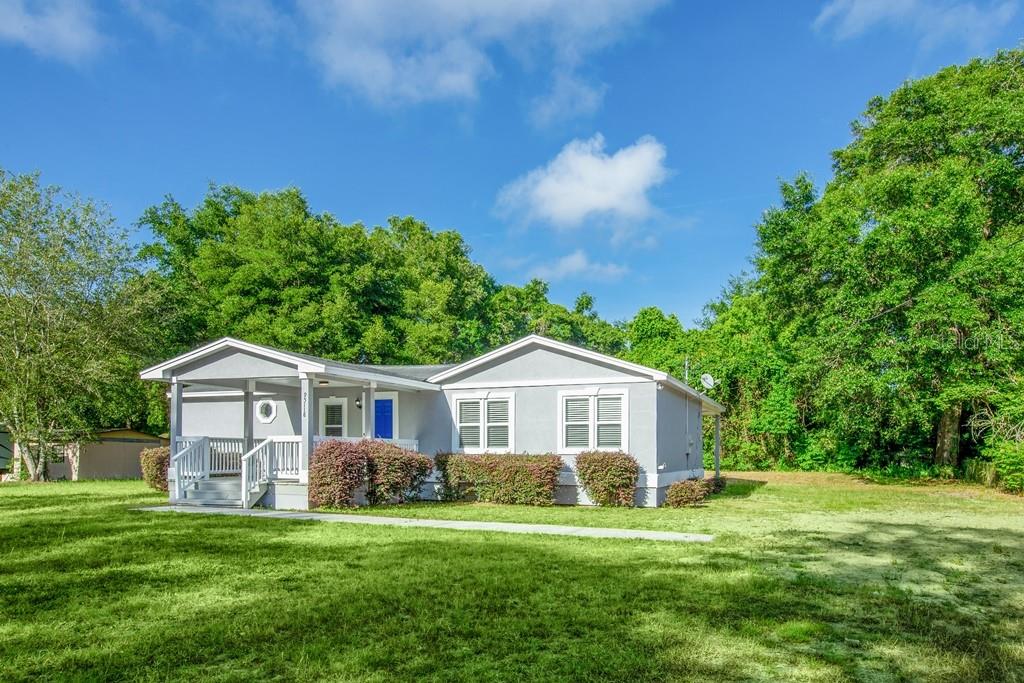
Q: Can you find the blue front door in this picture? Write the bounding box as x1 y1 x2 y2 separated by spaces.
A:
374 398 394 439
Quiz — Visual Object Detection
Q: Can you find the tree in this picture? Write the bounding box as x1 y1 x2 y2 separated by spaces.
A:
0 170 156 480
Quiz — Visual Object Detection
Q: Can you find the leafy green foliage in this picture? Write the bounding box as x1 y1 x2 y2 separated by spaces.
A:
984 439 1024 494
140 190 623 365
0 170 160 480
622 50 1024 479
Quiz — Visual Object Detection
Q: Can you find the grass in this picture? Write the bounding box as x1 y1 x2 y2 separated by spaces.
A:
1 473 1022 682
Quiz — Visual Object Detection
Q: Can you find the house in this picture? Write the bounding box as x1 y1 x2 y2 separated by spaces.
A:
5 429 168 481
140 334 725 509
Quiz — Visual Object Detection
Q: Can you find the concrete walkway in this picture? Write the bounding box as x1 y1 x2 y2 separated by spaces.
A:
140 505 714 543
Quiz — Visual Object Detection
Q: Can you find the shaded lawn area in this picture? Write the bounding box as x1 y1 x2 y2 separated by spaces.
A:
1 475 1022 682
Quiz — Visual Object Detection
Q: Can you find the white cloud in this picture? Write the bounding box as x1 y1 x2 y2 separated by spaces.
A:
497 133 669 230
529 249 628 282
814 0 1018 50
295 0 665 115
0 0 104 63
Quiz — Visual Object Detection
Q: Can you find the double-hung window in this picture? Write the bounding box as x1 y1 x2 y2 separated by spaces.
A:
559 390 627 453
454 393 514 453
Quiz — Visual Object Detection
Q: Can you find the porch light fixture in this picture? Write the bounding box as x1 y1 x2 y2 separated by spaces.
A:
354 397 362 410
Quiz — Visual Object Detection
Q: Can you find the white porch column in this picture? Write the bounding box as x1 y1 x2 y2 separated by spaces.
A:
169 378 183 452
168 378 183 500
243 380 254 453
366 382 376 439
299 374 315 484
713 414 722 479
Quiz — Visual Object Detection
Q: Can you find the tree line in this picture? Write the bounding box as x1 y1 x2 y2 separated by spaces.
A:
2 50 1021 485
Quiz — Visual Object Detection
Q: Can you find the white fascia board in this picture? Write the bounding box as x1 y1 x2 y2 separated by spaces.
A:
428 334 664 384
139 337 325 380
440 376 650 390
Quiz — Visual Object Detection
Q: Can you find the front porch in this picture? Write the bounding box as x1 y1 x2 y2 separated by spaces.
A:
140 338 445 510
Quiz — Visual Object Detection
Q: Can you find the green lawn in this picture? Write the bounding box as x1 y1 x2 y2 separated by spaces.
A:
1 474 1022 682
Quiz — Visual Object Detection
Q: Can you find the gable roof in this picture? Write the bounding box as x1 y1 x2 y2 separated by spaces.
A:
139 337 440 390
429 335 726 414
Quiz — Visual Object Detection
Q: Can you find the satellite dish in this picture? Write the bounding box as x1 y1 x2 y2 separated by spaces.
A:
700 373 716 390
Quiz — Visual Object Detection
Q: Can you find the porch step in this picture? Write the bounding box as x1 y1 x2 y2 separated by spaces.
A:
189 477 242 494
181 476 243 507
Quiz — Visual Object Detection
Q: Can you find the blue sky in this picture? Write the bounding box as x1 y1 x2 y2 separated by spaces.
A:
2 1 1022 325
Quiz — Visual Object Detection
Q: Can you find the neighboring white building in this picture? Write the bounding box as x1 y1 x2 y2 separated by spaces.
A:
140 334 724 509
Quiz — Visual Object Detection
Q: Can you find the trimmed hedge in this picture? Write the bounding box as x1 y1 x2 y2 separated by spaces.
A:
365 441 433 505
310 439 432 508
665 479 709 508
575 451 639 506
436 453 562 506
309 440 370 509
140 446 170 492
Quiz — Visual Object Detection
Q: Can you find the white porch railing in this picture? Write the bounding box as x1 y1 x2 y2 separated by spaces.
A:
313 435 420 452
171 437 209 500
175 436 245 475
240 436 303 508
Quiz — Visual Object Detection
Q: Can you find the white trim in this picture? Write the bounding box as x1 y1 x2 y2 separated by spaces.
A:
140 336 439 392
556 388 629 455
449 390 515 454
140 337 325 379
318 397 349 438
255 399 277 424
177 390 277 398
441 376 649 390
371 391 399 439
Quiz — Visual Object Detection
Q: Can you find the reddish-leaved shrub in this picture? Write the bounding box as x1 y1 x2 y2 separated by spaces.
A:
309 440 369 509
575 450 639 506
365 441 433 505
435 453 562 505
665 479 710 508
140 446 170 492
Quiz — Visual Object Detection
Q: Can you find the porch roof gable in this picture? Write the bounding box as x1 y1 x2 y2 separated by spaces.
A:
139 337 440 391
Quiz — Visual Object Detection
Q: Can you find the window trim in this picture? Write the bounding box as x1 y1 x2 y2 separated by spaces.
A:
255 399 277 425
319 397 348 438
450 391 515 454
557 388 629 454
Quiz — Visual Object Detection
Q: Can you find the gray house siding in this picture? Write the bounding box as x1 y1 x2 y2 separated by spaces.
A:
449 346 649 384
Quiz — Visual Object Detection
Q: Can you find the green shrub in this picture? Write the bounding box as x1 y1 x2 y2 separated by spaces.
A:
365 442 433 505
961 458 999 488
665 479 709 508
575 451 639 506
435 453 562 505
984 439 1024 494
139 446 170 492
704 476 727 494
309 440 369 508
